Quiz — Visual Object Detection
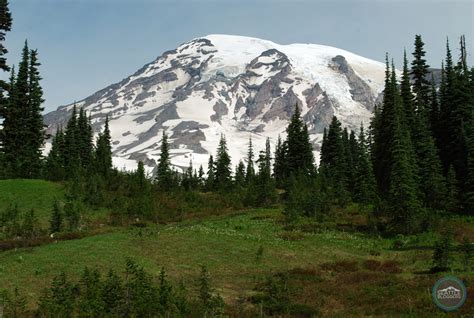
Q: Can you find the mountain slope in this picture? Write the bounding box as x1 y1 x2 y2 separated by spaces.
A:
44 34 387 171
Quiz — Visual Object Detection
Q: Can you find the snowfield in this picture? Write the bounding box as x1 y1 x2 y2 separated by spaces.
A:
44 34 387 174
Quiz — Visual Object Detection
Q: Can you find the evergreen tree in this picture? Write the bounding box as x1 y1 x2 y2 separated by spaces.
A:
45 128 66 180
234 160 246 187
285 104 314 178
174 279 190 317
197 265 224 317
128 161 152 218
37 272 75 317
64 200 80 231
343 128 356 192
79 267 105 316
450 36 472 198
353 124 377 204
77 107 93 170
273 135 287 188
134 161 148 192
438 41 456 172
3 287 27 318
95 115 112 178
410 35 431 109
465 121 474 212
460 236 472 272
400 50 415 136
431 230 453 272
320 116 350 204
0 66 14 176
205 155 215 191
3 42 29 177
0 0 12 91
283 172 320 223
445 165 460 213
387 63 422 234
101 269 124 316
198 164 205 189
25 48 45 178
214 134 232 190
408 36 446 211
254 138 277 206
181 160 195 191
155 130 172 188
123 259 160 317
372 56 396 195
0 1 12 167
437 37 472 204
158 267 173 315
63 105 80 175
245 137 255 184
428 75 440 135
50 200 62 234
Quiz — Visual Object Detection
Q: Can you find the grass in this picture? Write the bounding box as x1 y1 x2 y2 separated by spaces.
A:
1 208 472 316
0 179 65 227
1 180 473 315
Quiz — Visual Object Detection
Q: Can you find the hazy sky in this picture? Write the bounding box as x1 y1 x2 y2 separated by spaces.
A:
5 0 473 113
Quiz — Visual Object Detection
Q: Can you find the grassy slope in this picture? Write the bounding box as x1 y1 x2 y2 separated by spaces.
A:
0 179 65 227
1 209 472 316
0 180 473 316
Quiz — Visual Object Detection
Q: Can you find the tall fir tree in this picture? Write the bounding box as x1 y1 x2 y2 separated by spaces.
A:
400 50 416 136
0 66 15 176
387 63 422 234
214 134 232 190
438 41 455 172
77 108 93 170
273 135 287 188
63 105 80 174
0 0 11 90
445 165 460 213
0 0 12 175
450 36 472 192
3 42 30 177
353 124 377 204
50 200 63 233
234 160 246 187
372 56 396 194
96 115 112 177
428 75 440 135
320 116 349 201
45 128 66 180
25 48 45 178
245 137 255 184
410 35 431 110
407 36 446 210
254 138 277 206
285 104 314 179
155 130 172 188
205 155 215 191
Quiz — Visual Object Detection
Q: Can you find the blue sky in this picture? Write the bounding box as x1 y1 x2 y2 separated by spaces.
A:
5 0 473 113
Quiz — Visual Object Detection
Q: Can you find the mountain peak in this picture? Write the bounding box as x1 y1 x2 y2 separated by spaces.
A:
44 35 387 172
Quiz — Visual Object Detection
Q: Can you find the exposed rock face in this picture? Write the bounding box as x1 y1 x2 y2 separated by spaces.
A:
331 55 375 110
44 34 388 171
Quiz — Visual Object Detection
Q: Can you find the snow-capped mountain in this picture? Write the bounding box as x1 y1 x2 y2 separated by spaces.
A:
44 34 387 172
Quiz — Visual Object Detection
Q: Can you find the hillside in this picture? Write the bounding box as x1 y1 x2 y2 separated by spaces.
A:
0 180 65 228
1 208 473 316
